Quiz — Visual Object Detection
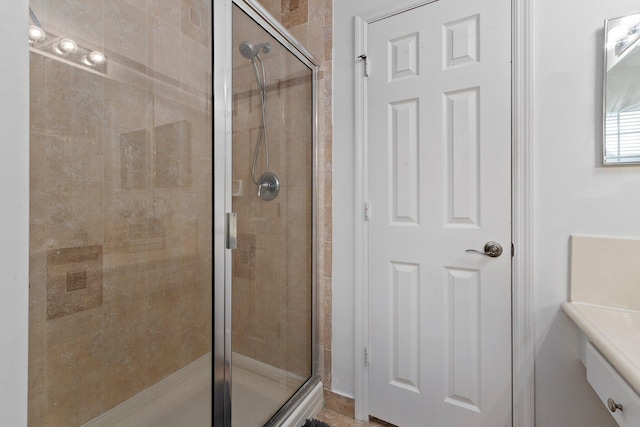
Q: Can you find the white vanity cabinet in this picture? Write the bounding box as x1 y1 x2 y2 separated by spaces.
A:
586 343 640 426
562 301 640 427
564 235 640 425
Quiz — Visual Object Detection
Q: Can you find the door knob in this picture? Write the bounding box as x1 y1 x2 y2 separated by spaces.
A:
466 241 503 258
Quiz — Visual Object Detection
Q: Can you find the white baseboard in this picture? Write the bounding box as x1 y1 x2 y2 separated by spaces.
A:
83 353 211 427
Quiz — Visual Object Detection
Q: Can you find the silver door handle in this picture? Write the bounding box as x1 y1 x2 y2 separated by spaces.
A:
466 241 503 258
226 212 237 250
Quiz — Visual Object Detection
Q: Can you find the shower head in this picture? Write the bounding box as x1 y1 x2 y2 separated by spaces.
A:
239 41 272 60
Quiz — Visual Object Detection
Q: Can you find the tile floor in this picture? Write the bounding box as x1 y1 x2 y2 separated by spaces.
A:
314 409 396 426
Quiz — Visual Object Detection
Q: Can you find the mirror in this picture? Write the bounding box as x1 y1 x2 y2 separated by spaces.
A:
604 12 640 164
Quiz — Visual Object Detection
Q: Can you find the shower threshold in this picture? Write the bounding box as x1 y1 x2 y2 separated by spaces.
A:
232 352 323 427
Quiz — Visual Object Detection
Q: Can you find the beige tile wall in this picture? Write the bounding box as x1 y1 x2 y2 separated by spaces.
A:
28 0 212 425
280 0 334 394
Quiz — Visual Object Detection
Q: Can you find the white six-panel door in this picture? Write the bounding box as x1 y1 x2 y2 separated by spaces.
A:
366 0 512 426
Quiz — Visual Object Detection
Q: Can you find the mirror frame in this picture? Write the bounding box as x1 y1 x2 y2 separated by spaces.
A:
603 12 640 165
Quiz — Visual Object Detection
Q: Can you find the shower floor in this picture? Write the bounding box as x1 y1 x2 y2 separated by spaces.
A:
83 354 211 427
232 353 304 426
150 384 212 427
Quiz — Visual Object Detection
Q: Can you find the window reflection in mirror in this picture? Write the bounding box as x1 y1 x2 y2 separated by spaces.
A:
604 12 640 164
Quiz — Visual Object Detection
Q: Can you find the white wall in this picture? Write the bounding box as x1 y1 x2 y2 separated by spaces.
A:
333 0 639 425
533 0 640 425
0 1 30 425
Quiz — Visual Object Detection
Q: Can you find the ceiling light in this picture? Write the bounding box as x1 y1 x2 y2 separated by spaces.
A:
82 51 106 67
28 25 45 44
54 38 78 55
83 50 106 66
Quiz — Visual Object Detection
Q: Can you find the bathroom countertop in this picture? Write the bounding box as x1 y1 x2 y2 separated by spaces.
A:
562 301 640 396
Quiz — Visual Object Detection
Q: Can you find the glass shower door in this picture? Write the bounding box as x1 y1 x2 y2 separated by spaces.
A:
231 3 315 426
28 1 212 425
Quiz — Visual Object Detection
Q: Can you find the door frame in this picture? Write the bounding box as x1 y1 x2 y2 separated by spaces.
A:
352 0 534 425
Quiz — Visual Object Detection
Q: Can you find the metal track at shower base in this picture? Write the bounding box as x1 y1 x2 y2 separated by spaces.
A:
264 377 323 427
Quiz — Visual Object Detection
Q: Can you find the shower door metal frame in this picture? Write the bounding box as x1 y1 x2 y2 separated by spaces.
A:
214 0 232 425
214 0 321 425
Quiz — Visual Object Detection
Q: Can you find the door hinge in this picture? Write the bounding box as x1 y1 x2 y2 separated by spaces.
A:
364 346 370 367
364 201 370 221
357 54 369 77
511 243 515 257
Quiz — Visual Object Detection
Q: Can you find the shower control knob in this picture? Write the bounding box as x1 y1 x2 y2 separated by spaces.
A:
258 182 270 197
256 172 280 201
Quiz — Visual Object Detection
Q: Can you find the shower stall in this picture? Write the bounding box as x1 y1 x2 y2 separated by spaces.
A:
215 1 321 426
28 0 212 425
26 0 320 424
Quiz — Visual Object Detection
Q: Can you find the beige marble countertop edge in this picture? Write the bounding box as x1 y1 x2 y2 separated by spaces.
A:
562 301 640 396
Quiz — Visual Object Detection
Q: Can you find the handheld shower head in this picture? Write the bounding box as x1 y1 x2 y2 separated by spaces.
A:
239 41 255 59
239 41 272 60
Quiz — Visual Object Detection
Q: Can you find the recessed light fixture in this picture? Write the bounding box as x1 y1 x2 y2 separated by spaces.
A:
28 24 45 44
54 38 78 55
81 50 106 66
29 6 108 72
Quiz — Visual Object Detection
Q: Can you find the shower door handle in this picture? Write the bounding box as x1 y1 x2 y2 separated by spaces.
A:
226 213 237 250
